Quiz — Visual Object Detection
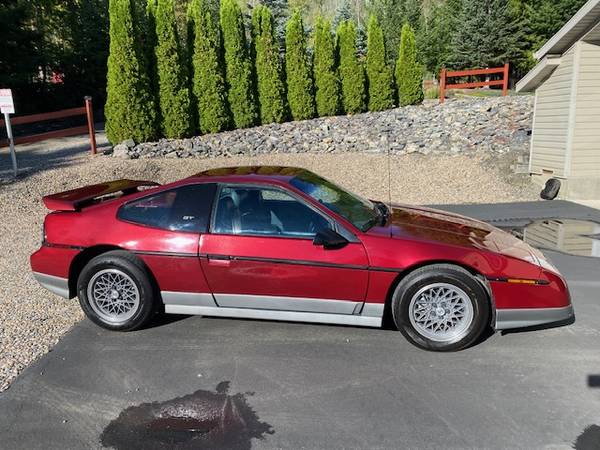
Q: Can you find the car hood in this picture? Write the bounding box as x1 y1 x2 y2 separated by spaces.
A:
372 204 537 262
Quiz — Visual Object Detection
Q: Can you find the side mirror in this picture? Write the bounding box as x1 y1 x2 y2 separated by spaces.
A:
313 228 348 250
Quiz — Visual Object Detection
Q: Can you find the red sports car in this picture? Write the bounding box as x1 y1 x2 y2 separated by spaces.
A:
30 166 574 351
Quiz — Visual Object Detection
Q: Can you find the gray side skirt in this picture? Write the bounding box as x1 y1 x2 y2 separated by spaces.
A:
214 293 360 314
162 291 384 328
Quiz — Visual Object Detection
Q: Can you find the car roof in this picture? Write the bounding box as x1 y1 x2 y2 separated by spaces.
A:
189 166 315 183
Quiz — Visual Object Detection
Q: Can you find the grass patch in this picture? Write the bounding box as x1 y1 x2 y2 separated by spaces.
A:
424 85 440 100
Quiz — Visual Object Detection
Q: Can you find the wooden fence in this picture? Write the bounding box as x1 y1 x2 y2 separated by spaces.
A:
0 96 97 154
439 63 509 103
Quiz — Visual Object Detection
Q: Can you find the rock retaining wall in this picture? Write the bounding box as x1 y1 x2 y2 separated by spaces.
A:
113 96 533 160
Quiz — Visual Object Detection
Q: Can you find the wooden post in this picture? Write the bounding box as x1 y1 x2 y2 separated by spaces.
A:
84 96 97 155
502 63 509 97
439 68 446 104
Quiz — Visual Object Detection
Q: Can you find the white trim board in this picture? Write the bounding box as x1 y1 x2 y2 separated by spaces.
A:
516 56 562 93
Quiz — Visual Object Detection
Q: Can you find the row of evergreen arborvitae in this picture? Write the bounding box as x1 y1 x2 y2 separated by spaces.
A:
105 0 424 144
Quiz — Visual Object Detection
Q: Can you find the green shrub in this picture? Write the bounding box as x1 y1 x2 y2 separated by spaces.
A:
146 0 159 97
220 0 257 129
313 16 340 117
336 20 366 114
188 0 230 133
396 23 424 106
285 11 316 121
154 0 193 138
366 15 395 111
252 5 287 124
105 0 158 143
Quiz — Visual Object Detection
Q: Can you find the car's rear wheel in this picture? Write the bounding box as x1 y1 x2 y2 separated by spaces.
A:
77 251 157 331
391 264 490 351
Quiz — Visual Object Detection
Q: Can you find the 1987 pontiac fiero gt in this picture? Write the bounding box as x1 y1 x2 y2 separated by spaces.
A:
31 166 574 351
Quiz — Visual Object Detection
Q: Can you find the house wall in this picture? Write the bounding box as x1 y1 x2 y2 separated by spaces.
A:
571 41 600 178
529 45 577 178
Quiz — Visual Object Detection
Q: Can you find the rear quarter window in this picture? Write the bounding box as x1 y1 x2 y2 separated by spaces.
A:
117 183 216 233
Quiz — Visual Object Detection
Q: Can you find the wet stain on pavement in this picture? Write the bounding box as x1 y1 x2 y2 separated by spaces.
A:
100 381 273 449
573 425 600 450
499 219 600 258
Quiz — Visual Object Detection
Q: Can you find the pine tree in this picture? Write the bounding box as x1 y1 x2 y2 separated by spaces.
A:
336 20 366 114
403 0 422 31
60 0 110 106
186 1 195 91
313 16 340 117
526 0 587 48
251 0 289 44
366 15 394 111
0 2 39 98
420 1 459 75
220 0 258 129
105 0 158 143
447 0 464 19
367 0 405 64
332 0 354 30
396 23 423 106
132 0 152 71
450 0 522 69
252 5 287 124
146 0 162 127
188 0 230 133
510 0 585 71
146 0 158 73
333 0 368 56
154 0 193 138
285 11 316 120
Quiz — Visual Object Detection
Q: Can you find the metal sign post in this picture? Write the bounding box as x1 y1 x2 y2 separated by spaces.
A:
4 113 17 177
0 89 17 177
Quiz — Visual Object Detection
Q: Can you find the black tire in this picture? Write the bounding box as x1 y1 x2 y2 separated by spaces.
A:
77 250 157 331
391 264 490 352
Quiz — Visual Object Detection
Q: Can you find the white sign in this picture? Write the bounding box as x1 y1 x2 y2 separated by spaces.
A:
0 89 14 114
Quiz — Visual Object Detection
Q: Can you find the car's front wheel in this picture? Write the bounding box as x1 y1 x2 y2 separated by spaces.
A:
77 251 157 331
392 264 490 351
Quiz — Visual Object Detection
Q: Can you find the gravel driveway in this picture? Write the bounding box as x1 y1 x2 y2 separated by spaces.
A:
0 131 539 392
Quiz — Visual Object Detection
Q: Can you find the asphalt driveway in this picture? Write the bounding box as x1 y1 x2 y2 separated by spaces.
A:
1 201 599 449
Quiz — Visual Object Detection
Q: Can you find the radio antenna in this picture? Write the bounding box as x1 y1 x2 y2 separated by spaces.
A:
384 128 392 238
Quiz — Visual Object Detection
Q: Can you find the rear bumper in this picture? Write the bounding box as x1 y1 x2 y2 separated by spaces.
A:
32 272 70 299
31 244 79 299
495 305 575 330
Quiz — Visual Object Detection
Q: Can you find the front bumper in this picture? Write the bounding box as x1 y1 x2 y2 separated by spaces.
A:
32 272 70 299
495 305 575 330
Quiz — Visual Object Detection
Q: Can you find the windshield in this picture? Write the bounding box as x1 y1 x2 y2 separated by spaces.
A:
290 172 379 231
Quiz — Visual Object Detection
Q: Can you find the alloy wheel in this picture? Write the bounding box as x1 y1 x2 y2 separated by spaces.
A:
408 282 474 343
87 269 140 325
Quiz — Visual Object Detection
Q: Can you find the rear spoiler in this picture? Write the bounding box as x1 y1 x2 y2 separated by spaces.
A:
43 179 160 211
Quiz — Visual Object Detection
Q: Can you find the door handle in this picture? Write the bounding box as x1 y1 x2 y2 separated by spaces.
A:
207 255 231 267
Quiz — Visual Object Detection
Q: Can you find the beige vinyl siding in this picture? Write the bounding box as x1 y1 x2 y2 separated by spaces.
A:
530 47 576 176
523 219 596 257
571 41 600 177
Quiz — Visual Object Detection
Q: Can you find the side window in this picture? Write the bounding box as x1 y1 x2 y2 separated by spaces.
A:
118 184 216 233
212 186 332 238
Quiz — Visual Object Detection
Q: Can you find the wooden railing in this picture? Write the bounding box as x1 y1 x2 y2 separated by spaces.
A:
439 64 509 103
0 96 97 154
